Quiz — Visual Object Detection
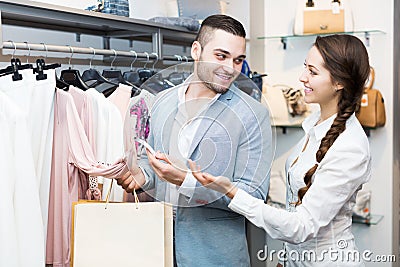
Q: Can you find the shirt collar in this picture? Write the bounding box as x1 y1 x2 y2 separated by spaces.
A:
302 110 337 142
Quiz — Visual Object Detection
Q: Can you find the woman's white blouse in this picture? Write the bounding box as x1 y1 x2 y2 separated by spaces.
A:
229 111 371 266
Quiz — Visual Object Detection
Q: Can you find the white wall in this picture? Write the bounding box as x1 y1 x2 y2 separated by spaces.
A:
259 0 395 266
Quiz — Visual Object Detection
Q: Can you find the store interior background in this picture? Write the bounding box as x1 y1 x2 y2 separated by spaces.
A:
0 0 397 266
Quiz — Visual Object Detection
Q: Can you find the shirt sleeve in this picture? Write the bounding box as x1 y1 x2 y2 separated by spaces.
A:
178 172 197 198
229 143 371 244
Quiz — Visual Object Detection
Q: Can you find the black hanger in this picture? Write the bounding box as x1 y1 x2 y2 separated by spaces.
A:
141 73 174 94
102 69 133 86
56 74 70 91
137 52 157 83
100 70 143 98
61 67 91 90
137 68 154 83
0 58 33 81
0 41 34 80
15 42 34 80
102 49 133 88
13 58 32 81
123 50 141 86
166 55 186 85
82 47 118 88
60 46 90 90
167 72 186 85
83 68 117 86
33 59 62 81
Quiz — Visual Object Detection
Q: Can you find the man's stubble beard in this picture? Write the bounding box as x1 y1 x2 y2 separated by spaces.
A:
196 60 235 94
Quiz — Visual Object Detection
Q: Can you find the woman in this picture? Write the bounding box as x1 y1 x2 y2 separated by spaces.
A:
189 34 371 266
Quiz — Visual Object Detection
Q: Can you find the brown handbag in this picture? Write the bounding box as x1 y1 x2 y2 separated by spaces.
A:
356 67 386 128
293 0 354 35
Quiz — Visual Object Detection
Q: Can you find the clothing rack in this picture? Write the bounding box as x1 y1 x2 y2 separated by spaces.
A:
2 41 192 62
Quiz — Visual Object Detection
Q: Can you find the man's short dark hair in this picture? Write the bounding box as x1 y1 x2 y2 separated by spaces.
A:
195 14 246 47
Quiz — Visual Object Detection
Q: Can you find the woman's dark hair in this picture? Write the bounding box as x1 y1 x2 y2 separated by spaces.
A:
195 14 246 47
296 34 370 206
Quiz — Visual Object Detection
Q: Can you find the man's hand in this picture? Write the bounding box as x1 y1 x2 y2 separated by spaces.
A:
148 149 187 186
188 160 238 199
116 167 145 193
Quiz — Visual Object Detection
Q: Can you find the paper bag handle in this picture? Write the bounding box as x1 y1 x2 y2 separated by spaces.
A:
105 180 140 209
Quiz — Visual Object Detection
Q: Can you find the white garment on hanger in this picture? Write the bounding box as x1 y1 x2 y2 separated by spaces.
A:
85 89 124 201
30 70 56 238
0 91 45 267
0 69 55 243
103 101 125 201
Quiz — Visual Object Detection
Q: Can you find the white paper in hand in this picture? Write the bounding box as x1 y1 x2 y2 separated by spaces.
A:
135 138 156 156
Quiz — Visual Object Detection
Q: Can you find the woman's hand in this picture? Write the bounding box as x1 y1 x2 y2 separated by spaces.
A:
188 160 238 199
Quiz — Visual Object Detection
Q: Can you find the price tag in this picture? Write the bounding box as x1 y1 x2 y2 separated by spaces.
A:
361 94 369 107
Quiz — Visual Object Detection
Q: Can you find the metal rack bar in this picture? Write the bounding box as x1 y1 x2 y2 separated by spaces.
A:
2 41 192 61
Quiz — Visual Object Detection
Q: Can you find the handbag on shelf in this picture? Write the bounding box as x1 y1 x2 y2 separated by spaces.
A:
293 0 354 35
261 84 312 127
71 189 173 267
356 67 386 128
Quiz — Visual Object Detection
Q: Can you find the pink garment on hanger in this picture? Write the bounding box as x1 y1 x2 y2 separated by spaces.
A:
69 86 99 199
69 86 96 155
46 89 130 267
108 83 132 121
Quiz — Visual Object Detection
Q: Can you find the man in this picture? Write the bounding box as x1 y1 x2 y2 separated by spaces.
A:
118 14 272 266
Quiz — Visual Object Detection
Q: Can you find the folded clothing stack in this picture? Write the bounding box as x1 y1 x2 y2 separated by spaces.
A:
148 17 200 32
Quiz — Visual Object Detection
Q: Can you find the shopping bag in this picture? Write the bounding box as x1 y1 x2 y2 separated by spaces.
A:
71 198 173 267
356 67 386 128
294 0 354 35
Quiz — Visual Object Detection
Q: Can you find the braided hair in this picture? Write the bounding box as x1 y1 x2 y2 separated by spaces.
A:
296 34 370 206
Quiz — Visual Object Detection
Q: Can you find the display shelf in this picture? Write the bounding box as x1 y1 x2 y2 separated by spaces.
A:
258 30 385 49
352 214 384 226
0 0 197 57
